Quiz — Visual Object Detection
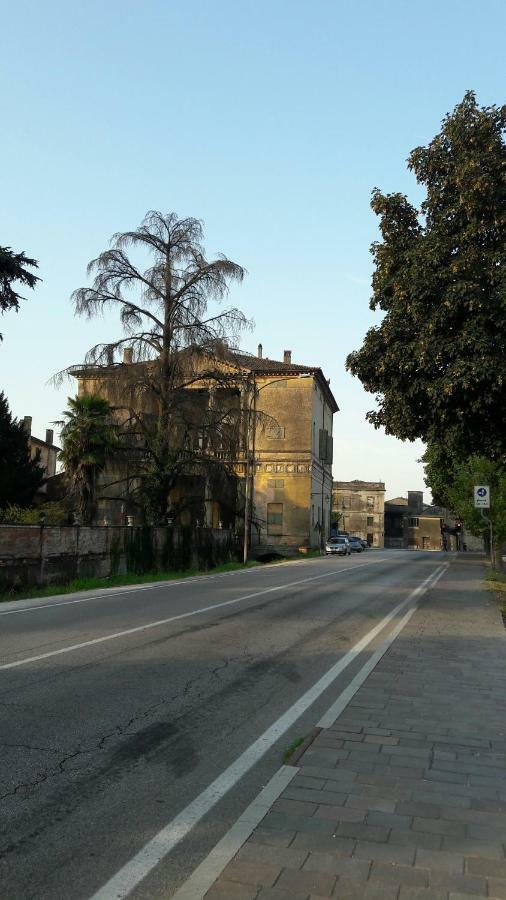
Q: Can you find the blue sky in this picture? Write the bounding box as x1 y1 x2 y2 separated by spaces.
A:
1 0 504 499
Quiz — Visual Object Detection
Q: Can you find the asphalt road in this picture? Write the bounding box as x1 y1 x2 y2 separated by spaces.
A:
0 549 446 900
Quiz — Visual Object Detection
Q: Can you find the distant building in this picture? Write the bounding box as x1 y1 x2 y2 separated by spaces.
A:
332 480 385 547
384 491 442 550
23 416 59 495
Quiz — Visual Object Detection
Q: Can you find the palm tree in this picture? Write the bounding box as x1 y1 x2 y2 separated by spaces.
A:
57 395 119 525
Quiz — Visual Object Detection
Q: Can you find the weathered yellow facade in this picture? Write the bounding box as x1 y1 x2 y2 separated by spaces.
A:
249 356 336 553
73 347 338 552
332 480 385 547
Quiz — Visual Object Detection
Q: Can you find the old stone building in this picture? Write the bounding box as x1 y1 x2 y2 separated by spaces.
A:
243 347 337 555
384 492 442 550
72 346 337 554
22 416 59 497
332 480 385 547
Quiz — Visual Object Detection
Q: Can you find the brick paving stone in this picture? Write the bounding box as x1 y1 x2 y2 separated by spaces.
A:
415 848 464 874
261 812 338 835
366 810 412 829
345 795 397 813
272 799 318 816
275 868 337 896
237 842 308 869
353 839 415 865
370 861 429 887
218 859 281 887
335 822 390 842
413 817 466 838
299 765 357 782
282 788 347 807
428 870 486 894
334 878 400 899
205 881 259 899
248 828 295 847
447 893 487 900
314 804 364 823
290 833 355 856
443 836 505 858
294 776 327 790
466 857 506 878
302 749 350 765
395 801 441 818
255 889 309 900
302 853 370 879
398 888 447 900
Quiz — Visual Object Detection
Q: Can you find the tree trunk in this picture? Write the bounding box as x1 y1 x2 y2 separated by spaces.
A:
492 540 504 572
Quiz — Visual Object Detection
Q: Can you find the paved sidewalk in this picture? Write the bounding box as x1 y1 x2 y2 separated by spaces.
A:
204 557 506 900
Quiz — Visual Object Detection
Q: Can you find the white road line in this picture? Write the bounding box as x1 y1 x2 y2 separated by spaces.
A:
0 558 389 670
0 555 388 617
87 563 445 900
171 766 299 900
170 562 449 900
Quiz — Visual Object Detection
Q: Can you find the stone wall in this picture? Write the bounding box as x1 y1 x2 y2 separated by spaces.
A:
0 525 240 589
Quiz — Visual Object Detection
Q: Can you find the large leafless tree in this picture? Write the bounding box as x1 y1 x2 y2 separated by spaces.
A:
60 211 251 522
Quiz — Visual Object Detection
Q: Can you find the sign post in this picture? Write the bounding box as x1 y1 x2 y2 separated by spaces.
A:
474 485 490 508
474 486 492 559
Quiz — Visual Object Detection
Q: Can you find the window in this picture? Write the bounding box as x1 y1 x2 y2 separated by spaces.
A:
267 502 283 535
409 517 419 527
268 479 285 488
312 421 316 451
312 504 315 526
318 429 333 463
367 496 374 508
367 516 374 526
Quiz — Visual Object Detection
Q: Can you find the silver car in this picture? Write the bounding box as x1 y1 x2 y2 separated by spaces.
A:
325 536 351 556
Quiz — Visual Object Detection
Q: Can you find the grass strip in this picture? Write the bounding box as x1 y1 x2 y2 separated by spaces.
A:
0 549 323 605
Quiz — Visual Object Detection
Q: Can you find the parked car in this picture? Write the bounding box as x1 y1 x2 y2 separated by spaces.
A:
348 536 364 552
325 536 351 556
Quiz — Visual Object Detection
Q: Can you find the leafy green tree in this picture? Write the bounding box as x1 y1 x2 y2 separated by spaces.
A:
0 392 45 507
443 456 506 570
0 246 40 340
347 92 506 461
57 395 119 525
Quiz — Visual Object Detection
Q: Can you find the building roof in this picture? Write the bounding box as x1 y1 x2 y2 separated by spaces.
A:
72 347 339 413
229 351 338 413
385 496 409 506
333 480 385 491
231 352 314 374
30 435 60 451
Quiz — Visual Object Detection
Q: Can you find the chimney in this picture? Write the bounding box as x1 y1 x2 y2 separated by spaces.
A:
45 428 54 445
283 350 292 365
23 415 32 436
257 343 263 359
408 491 423 514
123 347 133 364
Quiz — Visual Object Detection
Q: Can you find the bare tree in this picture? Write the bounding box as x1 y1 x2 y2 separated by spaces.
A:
58 212 251 522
